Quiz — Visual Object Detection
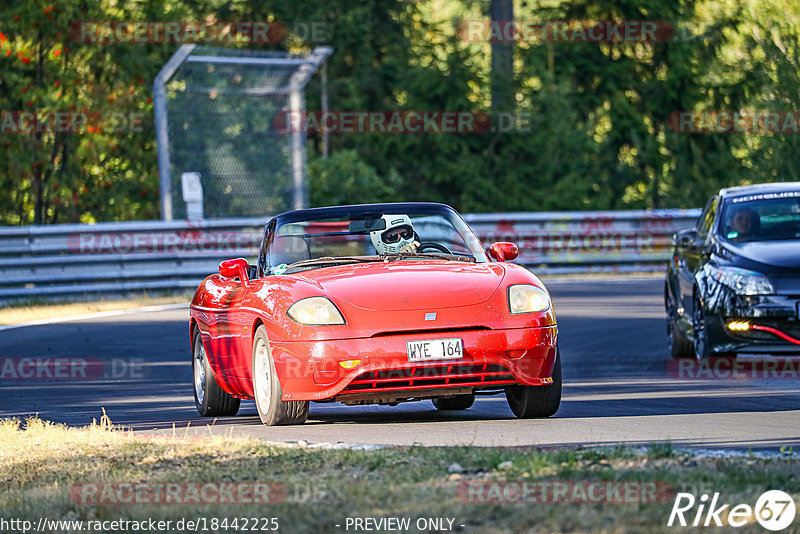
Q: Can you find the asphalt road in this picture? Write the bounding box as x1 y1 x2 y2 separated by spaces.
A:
2 276 799 450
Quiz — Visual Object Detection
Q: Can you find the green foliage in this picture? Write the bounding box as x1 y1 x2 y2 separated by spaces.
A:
1 0 799 223
308 149 404 206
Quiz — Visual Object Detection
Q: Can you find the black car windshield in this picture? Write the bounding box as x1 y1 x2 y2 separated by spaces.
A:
720 192 800 242
263 205 488 274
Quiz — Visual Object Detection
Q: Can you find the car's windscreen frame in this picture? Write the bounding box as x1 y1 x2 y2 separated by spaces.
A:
257 203 489 276
719 192 800 243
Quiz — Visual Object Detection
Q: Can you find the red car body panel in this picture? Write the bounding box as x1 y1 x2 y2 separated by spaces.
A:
190 260 558 403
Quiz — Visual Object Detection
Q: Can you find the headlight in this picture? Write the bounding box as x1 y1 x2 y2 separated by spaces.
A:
287 297 345 325
705 265 774 295
508 284 551 314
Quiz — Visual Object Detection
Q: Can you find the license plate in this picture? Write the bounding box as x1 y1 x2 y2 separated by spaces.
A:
407 338 463 362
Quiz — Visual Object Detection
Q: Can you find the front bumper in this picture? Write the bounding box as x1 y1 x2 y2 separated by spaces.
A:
707 294 800 354
268 326 558 401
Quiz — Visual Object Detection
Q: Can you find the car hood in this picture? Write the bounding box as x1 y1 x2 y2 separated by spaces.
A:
289 261 506 311
722 240 800 270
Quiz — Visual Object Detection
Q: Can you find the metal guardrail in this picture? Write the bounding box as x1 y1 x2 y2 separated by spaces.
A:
0 209 700 304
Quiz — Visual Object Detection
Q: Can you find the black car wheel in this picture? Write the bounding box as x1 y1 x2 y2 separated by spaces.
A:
192 328 240 417
252 326 309 426
692 295 710 359
666 292 693 359
505 347 562 418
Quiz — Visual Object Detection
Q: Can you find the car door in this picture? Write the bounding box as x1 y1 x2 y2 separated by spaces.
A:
201 274 249 379
679 195 717 312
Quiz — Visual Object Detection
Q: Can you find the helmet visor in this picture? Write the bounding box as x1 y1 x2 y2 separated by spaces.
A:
381 225 414 244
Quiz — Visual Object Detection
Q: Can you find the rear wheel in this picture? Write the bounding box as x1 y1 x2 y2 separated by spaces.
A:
432 393 475 411
192 329 240 417
506 347 562 418
252 326 308 426
666 292 693 359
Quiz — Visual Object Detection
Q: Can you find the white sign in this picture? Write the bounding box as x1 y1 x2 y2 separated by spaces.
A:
181 172 203 203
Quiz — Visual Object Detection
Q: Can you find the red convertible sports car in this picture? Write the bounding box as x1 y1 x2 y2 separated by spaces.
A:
190 202 560 425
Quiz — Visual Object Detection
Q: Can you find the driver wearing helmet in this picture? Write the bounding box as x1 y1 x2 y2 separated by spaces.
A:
370 214 420 255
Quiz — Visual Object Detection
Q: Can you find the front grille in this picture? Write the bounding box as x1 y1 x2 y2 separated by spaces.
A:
370 326 490 338
341 363 515 393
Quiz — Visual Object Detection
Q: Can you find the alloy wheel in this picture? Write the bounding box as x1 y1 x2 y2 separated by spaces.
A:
254 337 272 415
193 335 206 404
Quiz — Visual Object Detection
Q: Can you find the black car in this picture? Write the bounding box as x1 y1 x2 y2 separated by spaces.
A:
665 182 800 359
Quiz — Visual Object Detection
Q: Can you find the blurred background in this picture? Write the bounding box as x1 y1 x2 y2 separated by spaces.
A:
1 0 799 225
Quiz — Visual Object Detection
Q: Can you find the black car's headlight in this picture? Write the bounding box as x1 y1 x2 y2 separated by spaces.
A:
287 297 346 325
705 265 774 295
508 284 551 314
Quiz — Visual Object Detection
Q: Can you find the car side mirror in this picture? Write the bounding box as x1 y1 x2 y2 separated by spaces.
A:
219 258 250 287
489 242 519 262
675 230 699 248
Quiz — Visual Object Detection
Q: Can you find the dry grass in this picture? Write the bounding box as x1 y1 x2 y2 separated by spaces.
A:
1 416 799 533
0 295 189 325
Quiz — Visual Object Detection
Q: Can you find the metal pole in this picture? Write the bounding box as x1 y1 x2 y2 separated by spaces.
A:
286 47 333 209
154 44 196 221
321 62 329 158
290 83 306 210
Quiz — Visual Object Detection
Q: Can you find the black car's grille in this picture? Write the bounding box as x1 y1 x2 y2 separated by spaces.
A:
730 318 800 342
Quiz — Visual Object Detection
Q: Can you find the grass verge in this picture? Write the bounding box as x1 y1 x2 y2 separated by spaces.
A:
0 295 189 325
1 416 799 533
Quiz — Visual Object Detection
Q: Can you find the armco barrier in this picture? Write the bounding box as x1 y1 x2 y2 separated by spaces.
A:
466 209 700 271
0 209 700 304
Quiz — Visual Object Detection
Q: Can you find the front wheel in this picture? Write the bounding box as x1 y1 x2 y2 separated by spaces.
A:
432 394 475 411
505 347 562 418
252 326 308 426
692 296 711 359
192 329 240 417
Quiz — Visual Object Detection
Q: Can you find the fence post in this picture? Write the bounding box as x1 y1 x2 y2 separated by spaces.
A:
154 45 197 222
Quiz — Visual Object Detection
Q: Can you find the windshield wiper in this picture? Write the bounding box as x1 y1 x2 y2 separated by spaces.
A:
281 255 383 271
381 252 476 263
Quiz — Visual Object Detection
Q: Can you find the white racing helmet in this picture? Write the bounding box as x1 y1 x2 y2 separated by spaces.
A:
370 214 415 255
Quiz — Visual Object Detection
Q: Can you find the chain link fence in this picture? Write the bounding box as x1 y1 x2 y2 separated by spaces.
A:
154 45 332 220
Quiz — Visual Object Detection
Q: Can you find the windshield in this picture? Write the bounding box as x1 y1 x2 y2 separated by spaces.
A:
720 192 800 242
260 205 488 275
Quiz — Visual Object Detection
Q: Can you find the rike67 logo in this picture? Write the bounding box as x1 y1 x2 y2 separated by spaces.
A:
668 490 796 531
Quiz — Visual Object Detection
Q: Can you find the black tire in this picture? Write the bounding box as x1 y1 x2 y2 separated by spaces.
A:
692 295 711 359
666 292 693 359
252 326 308 426
506 347 562 418
432 393 475 411
192 329 240 417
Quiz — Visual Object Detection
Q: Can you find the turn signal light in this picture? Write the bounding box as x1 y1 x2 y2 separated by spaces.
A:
339 360 362 369
727 321 751 331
